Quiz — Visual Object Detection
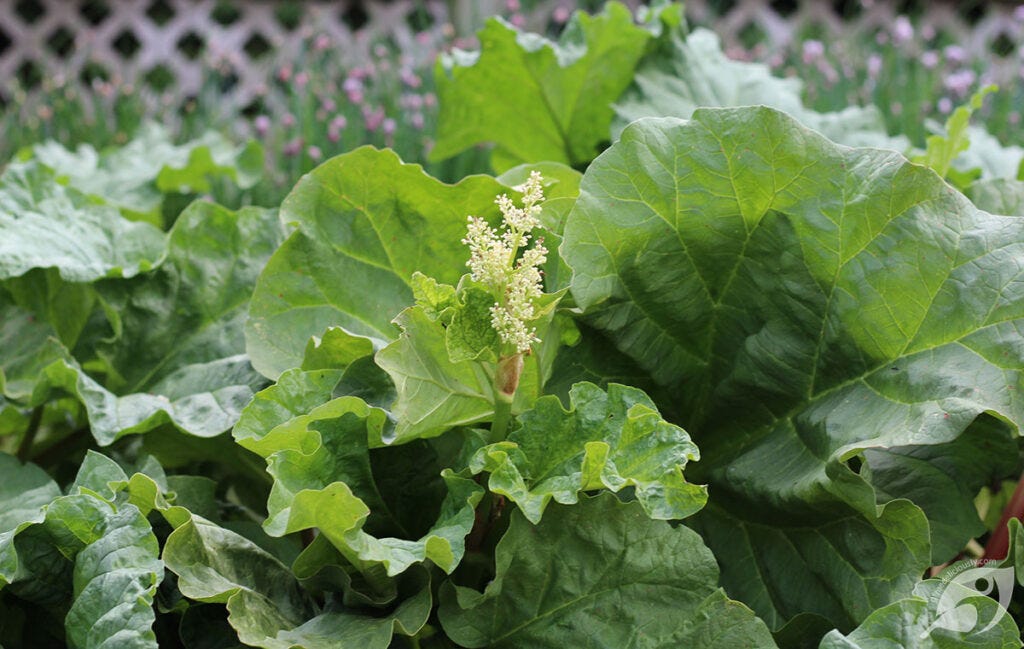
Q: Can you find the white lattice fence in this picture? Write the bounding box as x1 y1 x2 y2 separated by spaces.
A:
0 0 469 108
687 0 1024 84
0 0 1021 110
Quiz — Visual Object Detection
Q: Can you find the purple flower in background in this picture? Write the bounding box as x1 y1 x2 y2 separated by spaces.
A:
314 34 331 51
282 112 296 128
510 13 526 27
402 93 424 110
382 118 397 136
818 62 839 85
506 0 520 11
801 40 824 64
254 115 271 136
307 145 322 161
278 65 293 83
937 97 953 114
921 24 936 41
944 45 967 65
364 107 386 132
553 6 570 23
283 137 303 156
321 98 337 113
921 50 939 69
943 69 976 97
867 54 883 79
331 115 348 131
1015 5 1024 22
892 16 913 45
401 69 422 88
295 72 309 88
344 77 364 104
411 112 425 130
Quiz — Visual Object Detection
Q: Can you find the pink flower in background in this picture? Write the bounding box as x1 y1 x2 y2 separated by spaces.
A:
937 97 953 113
401 69 422 88
382 118 397 136
416 31 432 45
343 77 364 104
892 16 913 45
314 34 331 51
944 45 967 65
1015 5 1024 21
321 98 336 112
411 112 425 130
402 93 424 110
295 72 309 88
506 0 520 11
364 106 386 132
818 62 839 85
254 115 271 136
510 13 526 27
307 145 322 161
424 93 437 108
282 112 296 127
921 50 939 69
921 24 936 41
553 6 570 23
943 69 976 97
801 40 824 64
374 44 389 58
278 65 293 83
867 54 883 79
283 137 303 156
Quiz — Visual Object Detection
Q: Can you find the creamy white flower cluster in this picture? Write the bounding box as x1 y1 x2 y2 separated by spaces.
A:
462 171 548 353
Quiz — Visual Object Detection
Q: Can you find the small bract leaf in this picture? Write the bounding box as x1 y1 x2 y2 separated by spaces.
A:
469 382 707 523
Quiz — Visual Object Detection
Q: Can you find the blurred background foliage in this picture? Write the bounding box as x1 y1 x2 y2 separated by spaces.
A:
0 0 1021 206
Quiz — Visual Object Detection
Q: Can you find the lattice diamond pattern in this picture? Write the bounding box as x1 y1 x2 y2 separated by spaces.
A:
0 0 1020 120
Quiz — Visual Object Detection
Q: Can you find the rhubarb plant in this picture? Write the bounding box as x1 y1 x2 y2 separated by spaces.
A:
2 3 1024 648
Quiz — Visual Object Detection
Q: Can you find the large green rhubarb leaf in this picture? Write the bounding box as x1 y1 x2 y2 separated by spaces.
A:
235 379 483 577
431 2 668 171
0 160 164 282
561 107 1024 631
968 179 1024 216
245 147 510 379
27 122 262 220
163 514 431 649
45 497 163 649
0 454 60 589
2 201 281 443
613 27 906 151
438 493 777 648
818 579 1019 648
469 382 706 523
